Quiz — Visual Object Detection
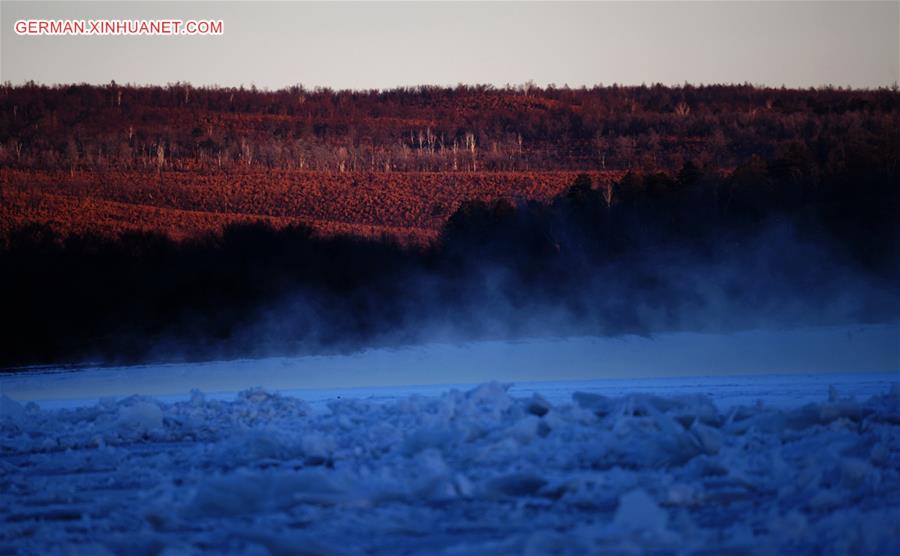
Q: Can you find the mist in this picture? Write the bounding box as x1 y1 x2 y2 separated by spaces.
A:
3 164 896 372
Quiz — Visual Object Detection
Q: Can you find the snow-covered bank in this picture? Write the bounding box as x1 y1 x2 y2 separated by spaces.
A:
3 380 900 555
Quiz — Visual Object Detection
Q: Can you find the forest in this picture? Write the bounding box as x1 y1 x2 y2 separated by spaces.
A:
2 82 898 174
0 83 898 368
2 82 898 243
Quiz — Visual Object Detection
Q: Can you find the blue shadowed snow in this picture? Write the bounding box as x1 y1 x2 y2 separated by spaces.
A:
1 325 898 554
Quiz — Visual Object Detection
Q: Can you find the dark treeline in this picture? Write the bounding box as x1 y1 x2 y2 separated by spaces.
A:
1 156 897 369
1 82 898 172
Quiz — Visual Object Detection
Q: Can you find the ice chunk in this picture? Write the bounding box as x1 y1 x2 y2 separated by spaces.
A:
526 393 552 417
484 472 547 498
572 391 612 416
690 422 722 455
300 432 336 463
614 489 668 533
889 383 900 400
117 400 163 432
218 429 302 464
5 378 900 554
0 395 26 424
186 470 358 517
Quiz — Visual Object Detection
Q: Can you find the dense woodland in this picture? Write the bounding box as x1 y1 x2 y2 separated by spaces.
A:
2 82 899 244
2 82 899 174
0 83 898 367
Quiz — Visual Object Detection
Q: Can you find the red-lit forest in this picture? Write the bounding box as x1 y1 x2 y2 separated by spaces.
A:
2 82 897 243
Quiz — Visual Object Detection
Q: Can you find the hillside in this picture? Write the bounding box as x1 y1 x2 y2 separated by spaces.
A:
1 83 897 242
0 169 622 243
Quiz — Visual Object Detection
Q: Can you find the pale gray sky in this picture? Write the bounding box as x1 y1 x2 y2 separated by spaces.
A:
1 1 898 90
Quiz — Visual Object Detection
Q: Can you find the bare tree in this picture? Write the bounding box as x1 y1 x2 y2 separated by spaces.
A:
156 143 165 175
67 138 79 176
465 133 477 171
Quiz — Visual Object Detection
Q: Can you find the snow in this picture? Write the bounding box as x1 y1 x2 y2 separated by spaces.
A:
2 376 900 554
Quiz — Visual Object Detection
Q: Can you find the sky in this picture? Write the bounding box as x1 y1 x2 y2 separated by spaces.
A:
1 1 898 90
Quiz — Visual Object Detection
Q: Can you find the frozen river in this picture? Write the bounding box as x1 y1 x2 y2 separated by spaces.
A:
1 325 898 554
